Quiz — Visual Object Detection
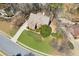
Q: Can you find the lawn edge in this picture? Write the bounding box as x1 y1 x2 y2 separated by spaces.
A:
17 41 52 56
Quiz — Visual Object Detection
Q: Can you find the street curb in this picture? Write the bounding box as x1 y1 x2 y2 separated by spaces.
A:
0 31 12 39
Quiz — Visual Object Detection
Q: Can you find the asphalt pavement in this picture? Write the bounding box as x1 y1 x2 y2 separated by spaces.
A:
0 33 40 56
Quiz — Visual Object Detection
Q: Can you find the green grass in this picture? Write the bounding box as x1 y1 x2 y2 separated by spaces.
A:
18 30 53 54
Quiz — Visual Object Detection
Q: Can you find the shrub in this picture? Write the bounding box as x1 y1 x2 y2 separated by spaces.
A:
51 32 63 40
68 41 74 49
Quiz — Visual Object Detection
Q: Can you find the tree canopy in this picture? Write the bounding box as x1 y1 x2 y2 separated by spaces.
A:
49 3 63 9
40 25 52 38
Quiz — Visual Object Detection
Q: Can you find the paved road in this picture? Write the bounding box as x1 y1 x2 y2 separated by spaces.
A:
0 33 40 56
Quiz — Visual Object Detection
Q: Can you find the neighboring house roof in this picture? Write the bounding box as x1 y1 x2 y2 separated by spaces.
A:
59 18 75 25
69 24 79 39
28 13 50 30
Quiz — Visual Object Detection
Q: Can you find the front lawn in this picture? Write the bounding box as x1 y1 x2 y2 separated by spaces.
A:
18 30 53 54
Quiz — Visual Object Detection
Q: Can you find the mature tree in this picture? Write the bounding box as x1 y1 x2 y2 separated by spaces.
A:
40 25 52 38
49 3 63 18
49 3 63 9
